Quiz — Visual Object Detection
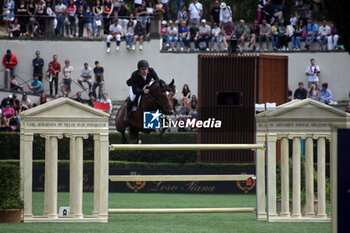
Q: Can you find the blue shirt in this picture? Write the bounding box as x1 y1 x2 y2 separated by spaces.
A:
30 80 42 90
320 88 332 102
84 11 92 24
307 23 318 35
178 26 189 37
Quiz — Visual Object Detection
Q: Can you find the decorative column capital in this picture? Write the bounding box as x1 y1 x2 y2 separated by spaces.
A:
64 134 89 140
312 133 331 141
277 134 288 140
267 133 278 142
40 134 64 140
287 133 306 140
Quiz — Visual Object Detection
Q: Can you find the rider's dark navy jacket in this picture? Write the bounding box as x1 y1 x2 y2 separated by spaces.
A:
126 68 160 96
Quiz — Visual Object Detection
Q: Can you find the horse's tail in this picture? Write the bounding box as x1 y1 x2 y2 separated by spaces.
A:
115 99 128 133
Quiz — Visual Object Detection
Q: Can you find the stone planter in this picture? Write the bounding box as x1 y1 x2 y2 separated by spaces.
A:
0 209 22 223
277 200 318 213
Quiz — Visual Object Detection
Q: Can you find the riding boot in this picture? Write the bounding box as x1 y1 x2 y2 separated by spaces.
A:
124 98 133 122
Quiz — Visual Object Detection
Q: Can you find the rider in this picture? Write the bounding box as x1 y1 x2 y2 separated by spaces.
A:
124 60 160 122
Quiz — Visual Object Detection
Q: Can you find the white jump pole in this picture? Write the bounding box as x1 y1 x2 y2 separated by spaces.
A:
109 208 255 214
109 144 265 151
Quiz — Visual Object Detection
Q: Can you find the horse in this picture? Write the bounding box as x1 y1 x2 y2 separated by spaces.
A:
115 79 175 144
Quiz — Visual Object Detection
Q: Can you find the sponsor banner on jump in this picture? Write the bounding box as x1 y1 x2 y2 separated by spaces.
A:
143 110 222 129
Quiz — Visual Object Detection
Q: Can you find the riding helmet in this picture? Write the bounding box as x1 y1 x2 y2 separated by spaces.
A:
137 60 149 69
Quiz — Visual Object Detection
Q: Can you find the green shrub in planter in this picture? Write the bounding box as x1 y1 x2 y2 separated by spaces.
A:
0 164 23 210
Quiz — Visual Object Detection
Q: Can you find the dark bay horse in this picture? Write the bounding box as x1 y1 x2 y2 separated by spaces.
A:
115 79 175 144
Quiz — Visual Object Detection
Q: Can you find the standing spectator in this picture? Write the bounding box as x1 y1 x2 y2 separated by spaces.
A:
249 20 260 51
8 18 21 38
305 19 318 51
289 12 297 26
167 21 178 51
174 0 183 17
210 22 222 51
317 20 330 51
93 0 104 38
26 17 41 37
10 75 24 93
327 25 339 51
154 0 165 21
319 83 332 104
271 21 279 50
258 19 271 51
28 76 44 93
103 0 113 35
66 0 77 38
178 21 190 51
134 0 142 12
136 1 149 29
27 0 36 18
49 55 61 96
257 0 266 24
17 0 28 35
61 59 73 96
291 19 306 51
36 0 46 34
198 19 211 51
219 2 232 28
308 83 320 100
187 21 199 51
236 19 248 53
106 18 122 52
222 20 235 51
118 0 129 33
177 5 188 26
32 51 44 81
84 6 93 38
37 92 48 105
188 0 203 27
75 0 88 36
78 62 93 91
305 58 320 88
161 0 171 20
92 61 104 100
77 6 85 37
125 20 135 50
20 93 32 111
132 21 146 51
100 93 112 114
45 63 55 96
2 0 15 35
55 0 67 37
210 1 221 26
294 82 307 100
2 49 17 81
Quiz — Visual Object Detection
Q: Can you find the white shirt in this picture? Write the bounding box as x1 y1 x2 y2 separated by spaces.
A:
63 65 73 79
199 24 210 34
188 2 202 19
305 65 320 82
161 0 169 4
220 6 232 23
318 25 330 36
134 0 142 5
109 24 122 34
167 26 178 36
55 3 67 15
81 67 93 78
211 27 221 37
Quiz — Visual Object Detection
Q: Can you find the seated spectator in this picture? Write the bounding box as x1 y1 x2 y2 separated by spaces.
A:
210 1 220 26
210 22 222 51
271 21 279 50
177 5 188 26
236 19 248 53
26 17 41 37
271 0 283 20
2 49 18 81
308 83 320 100
20 93 32 111
328 25 339 51
61 59 73 96
8 18 21 38
178 21 190 51
317 20 330 51
296 4 310 25
167 21 179 51
160 21 168 47
1 101 16 131
190 95 198 117
187 21 199 51
0 112 11 132
188 0 203 27
291 19 306 51
249 20 259 51
222 20 235 50
73 91 85 103
78 62 93 91
38 92 48 105
132 21 146 51
294 82 307 100
277 21 288 51
219 2 232 28
10 76 24 93
28 76 44 93
106 18 122 52
305 19 318 51
1 95 12 109
198 19 210 51
11 94 20 113
92 61 104 100
86 92 95 107
100 93 112 114
180 84 191 106
125 21 135 50
319 82 332 104
154 0 165 21
259 19 271 51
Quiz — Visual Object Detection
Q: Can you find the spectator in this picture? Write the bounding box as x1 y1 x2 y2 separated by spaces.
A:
271 21 279 50
87 92 95 107
106 18 122 52
177 5 188 26
27 0 36 18
187 21 199 51
28 76 44 94
236 19 248 53
174 0 183 17
249 20 260 51
136 1 149 29
49 55 61 96
257 0 266 24
305 58 320 88
346 105 350 114
92 61 104 100
46 63 55 96
154 0 165 21
161 0 171 20
118 1 130 33
219 2 232 28
78 62 93 91
2 49 17 80
294 82 307 100
84 6 93 38
111 0 120 18
61 59 73 96
92 0 103 38
1 101 16 131
11 93 20 113
296 4 310 25
305 19 318 51
210 22 222 51
10 76 24 93
26 17 41 37
73 91 85 103
132 21 146 51
166 21 178 51
101 93 112 114
8 18 21 38
20 93 32 111
317 20 330 51
75 0 88 37
32 50 44 81
125 20 135 50
222 20 235 51
291 19 306 51
198 19 211 51
77 6 85 37
160 21 168 47
0 112 11 131
319 83 332 104
210 1 221 26
328 25 339 51
289 12 297 26
188 0 203 27
17 0 28 35
55 0 67 37
190 95 198 117
38 92 48 105
285 22 295 50
178 21 190 52
66 0 77 38
103 0 113 35
271 0 284 15
180 84 191 106
277 21 288 51
258 19 271 51
2 0 15 35
287 86 292 102
36 0 46 34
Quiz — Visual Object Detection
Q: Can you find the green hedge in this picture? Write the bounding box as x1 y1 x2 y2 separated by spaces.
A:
0 132 197 163
0 164 23 209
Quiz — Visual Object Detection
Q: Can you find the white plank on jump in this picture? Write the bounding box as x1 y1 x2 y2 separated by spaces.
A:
109 144 265 151
108 208 255 214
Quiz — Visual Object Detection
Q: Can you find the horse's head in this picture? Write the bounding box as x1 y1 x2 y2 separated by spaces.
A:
148 79 175 115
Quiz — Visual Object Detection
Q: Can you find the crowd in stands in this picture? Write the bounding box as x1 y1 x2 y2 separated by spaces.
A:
2 0 342 53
